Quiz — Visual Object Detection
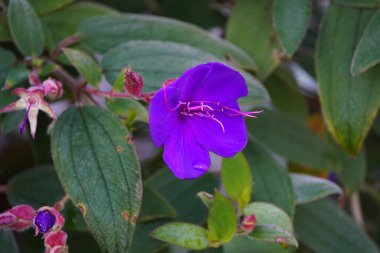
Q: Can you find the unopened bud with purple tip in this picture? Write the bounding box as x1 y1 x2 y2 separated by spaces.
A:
34 207 65 236
0 205 35 231
124 67 144 97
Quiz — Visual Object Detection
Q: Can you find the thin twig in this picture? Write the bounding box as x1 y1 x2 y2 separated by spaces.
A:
50 34 81 60
54 194 70 211
350 192 364 228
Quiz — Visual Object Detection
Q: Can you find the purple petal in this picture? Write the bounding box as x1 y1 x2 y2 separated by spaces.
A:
163 122 211 179
189 101 247 158
149 86 181 147
34 210 56 234
173 62 248 103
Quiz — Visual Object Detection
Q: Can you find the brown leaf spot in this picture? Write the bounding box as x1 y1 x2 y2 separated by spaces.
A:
125 135 133 144
116 146 124 153
77 203 87 216
122 211 130 221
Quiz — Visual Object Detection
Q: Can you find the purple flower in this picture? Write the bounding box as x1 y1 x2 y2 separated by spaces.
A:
149 62 262 179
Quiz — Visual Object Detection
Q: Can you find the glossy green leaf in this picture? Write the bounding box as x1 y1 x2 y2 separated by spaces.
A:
290 173 342 205
273 0 311 56
226 0 283 79
150 222 209 250
208 191 237 244
0 14 11 42
148 169 218 224
336 146 367 195
225 236 293 253
101 40 270 109
62 48 101 86
29 0 74 15
130 220 168 253
247 112 338 171
317 4 380 154
51 106 142 253
4 64 29 89
244 202 298 247
335 0 380 8
351 10 380 75
221 152 252 208
139 183 177 222
0 230 19 253
244 137 295 217
6 165 87 231
7 0 44 56
79 14 257 70
0 47 16 88
106 98 148 124
42 2 116 49
295 199 380 253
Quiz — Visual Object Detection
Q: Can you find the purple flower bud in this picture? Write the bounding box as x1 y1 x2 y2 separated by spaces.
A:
34 210 56 235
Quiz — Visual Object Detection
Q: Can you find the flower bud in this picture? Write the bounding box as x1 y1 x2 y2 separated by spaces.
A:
34 207 65 236
44 230 68 253
124 67 143 96
0 205 35 231
29 69 42 86
239 214 256 233
41 78 63 100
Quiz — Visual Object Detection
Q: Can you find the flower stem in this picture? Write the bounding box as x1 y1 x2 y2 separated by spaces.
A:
85 87 134 99
0 184 7 193
50 35 81 60
350 192 364 228
54 194 70 211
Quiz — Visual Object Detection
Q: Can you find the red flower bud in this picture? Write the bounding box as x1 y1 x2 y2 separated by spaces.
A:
41 78 63 100
0 205 35 231
124 67 143 96
44 230 68 253
239 214 256 233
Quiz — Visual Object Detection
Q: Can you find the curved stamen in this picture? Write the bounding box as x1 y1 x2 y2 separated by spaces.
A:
19 103 32 134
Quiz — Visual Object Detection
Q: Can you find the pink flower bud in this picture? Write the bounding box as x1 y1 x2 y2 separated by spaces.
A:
239 214 256 233
0 205 36 231
124 67 143 96
34 207 65 236
29 69 42 86
41 78 63 100
44 231 68 253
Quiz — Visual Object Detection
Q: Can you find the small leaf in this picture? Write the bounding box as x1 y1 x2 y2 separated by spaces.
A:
295 199 380 253
106 98 148 125
244 202 297 247
29 0 74 15
247 112 338 171
335 0 380 8
4 64 29 89
148 169 218 224
226 0 283 79
150 222 209 250
221 152 252 208
0 47 16 88
244 137 295 217
62 48 101 86
351 10 380 75
225 235 292 253
7 0 44 56
79 14 257 70
130 220 168 253
273 0 311 56
0 230 20 253
138 183 177 222
317 4 380 154
51 106 142 253
290 173 342 205
0 90 24 134
208 191 237 245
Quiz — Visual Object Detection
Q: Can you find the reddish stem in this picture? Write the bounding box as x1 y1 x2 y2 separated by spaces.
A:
0 185 7 193
85 88 134 99
54 194 70 211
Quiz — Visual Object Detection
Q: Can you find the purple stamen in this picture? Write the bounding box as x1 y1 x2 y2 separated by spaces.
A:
19 103 32 135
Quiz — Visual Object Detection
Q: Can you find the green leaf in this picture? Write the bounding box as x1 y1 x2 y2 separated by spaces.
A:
273 0 311 56
130 220 168 253
336 146 367 195
317 4 380 154
0 90 24 134
101 40 270 109
106 98 148 125
0 230 20 253
226 0 283 79
62 48 101 86
4 64 29 89
335 0 380 8
290 173 342 205
247 112 338 171
139 183 177 222
221 152 252 208
7 0 44 56
29 0 74 15
351 10 380 75
244 202 298 247
208 191 237 245
295 199 380 253
79 14 257 70
51 106 142 253
150 222 209 250
0 47 16 88
6 165 88 231
0 14 11 42
244 137 295 217
148 169 218 224
225 236 293 253
42 2 116 49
